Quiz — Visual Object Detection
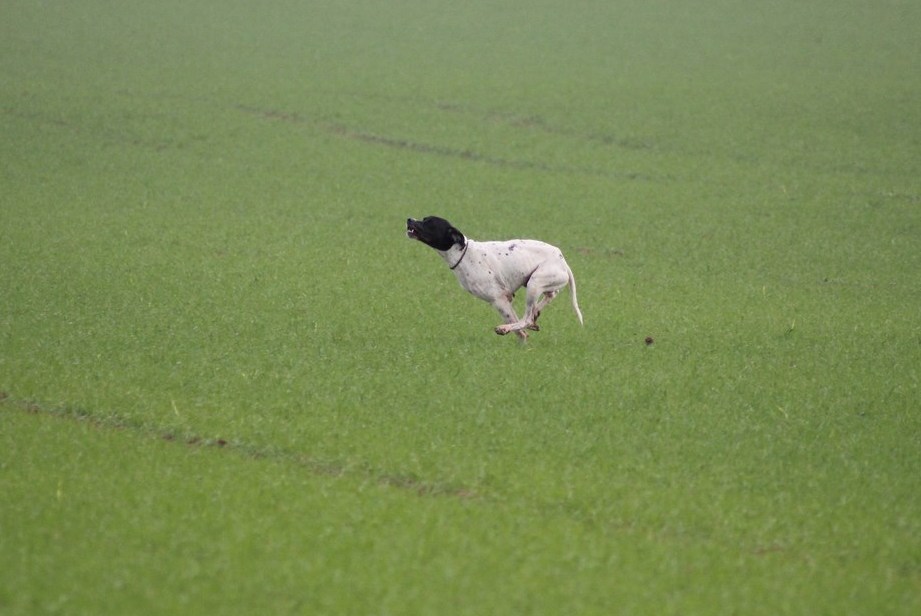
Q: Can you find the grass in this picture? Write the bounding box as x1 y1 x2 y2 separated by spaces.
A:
2 0 921 613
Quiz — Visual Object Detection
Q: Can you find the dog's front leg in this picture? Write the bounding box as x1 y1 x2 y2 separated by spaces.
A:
490 295 528 341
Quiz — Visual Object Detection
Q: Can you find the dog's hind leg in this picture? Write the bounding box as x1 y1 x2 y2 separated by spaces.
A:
526 290 559 330
515 266 569 332
496 286 557 335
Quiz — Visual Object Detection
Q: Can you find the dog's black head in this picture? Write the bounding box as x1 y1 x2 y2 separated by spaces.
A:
406 216 466 251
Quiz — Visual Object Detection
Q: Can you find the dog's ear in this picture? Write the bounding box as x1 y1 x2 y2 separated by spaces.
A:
449 226 466 248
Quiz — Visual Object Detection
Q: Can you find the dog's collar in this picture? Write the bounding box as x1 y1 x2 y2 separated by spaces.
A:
449 243 469 270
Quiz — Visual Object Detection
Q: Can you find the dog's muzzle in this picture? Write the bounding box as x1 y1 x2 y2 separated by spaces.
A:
406 218 420 239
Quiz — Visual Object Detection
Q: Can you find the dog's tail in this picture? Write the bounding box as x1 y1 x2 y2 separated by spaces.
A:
567 265 584 326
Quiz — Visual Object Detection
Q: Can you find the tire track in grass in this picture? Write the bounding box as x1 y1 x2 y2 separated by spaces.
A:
234 104 655 181
313 89 658 152
2 392 798 558
4 92 655 180
431 98 656 152
0 392 479 500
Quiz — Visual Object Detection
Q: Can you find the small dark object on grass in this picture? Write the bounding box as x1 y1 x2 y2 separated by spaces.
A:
645 336 654 345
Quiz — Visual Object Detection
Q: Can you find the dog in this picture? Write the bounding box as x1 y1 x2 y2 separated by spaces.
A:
406 216 583 339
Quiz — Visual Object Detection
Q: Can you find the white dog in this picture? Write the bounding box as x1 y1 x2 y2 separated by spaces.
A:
407 216 583 339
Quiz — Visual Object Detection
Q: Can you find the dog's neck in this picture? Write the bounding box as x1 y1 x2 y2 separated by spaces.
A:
440 238 470 270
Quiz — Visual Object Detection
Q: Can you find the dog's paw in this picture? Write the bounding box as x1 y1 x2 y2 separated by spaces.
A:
495 325 510 335
525 323 540 332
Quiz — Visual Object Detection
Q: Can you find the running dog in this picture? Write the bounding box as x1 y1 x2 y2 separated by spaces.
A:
406 216 583 339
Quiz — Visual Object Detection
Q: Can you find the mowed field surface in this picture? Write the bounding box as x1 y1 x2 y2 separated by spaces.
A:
2 1 920 613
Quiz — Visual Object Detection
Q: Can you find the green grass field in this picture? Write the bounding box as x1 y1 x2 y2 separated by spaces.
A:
2 1 920 613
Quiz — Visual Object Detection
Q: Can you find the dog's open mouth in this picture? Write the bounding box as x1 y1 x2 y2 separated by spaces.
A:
406 220 421 239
